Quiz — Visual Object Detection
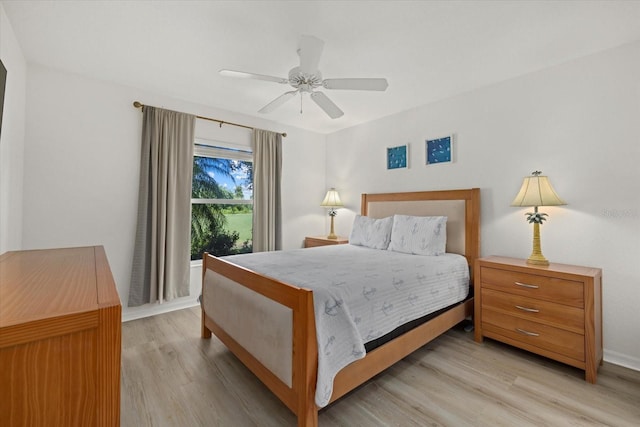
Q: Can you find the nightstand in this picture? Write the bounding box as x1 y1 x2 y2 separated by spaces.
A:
474 256 602 383
304 236 349 248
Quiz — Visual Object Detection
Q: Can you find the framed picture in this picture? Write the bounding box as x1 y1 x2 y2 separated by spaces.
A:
426 135 453 165
387 144 408 170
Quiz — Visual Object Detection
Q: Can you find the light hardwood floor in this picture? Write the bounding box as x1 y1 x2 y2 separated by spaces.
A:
121 307 640 426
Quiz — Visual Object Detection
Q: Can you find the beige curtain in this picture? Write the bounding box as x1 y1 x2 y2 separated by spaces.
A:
252 129 282 252
129 106 195 307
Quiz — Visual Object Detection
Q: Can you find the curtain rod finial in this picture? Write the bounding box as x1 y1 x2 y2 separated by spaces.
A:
133 101 143 109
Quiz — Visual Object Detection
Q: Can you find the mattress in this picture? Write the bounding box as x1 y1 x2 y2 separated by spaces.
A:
216 244 469 407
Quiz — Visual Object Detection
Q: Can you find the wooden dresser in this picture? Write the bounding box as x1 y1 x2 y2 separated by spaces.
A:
304 236 349 248
0 246 121 426
474 256 602 383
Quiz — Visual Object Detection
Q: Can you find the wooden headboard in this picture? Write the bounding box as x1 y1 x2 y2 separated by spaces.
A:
361 188 481 267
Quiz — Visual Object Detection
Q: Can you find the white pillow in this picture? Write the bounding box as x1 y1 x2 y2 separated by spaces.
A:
348 215 393 250
388 215 447 256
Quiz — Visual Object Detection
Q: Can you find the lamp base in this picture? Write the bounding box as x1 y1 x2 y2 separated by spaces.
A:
527 221 550 266
327 215 337 239
526 254 549 266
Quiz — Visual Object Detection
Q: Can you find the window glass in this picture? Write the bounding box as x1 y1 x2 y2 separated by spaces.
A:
191 143 253 260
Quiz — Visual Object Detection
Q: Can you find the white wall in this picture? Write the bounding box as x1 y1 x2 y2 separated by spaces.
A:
0 3 26 253
326 41 640 370
21 64 326 320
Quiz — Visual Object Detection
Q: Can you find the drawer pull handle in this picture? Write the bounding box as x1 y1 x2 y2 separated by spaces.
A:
515 305 540 313
514 281 539 289
516 328 540 337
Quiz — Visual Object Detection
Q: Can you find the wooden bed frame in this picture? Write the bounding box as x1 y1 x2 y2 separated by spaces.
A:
201 188 480 427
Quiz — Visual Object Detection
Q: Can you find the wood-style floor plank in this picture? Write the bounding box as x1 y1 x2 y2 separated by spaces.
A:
121 307 640 426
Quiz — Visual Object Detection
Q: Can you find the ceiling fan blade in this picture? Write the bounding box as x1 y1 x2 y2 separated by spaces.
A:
258 90 298 114
219 69 288 84
310 92 344 119
323 78 389 91
298 35 324 75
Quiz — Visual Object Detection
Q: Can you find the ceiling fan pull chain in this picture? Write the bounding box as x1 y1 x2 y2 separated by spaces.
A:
300 93 303 114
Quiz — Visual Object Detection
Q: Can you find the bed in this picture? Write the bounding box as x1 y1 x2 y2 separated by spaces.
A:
201 188 480 427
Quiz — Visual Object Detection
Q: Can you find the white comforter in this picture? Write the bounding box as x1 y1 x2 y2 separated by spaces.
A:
222 244 469 407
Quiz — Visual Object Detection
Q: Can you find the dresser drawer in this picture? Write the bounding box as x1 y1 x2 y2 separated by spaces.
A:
482 310 585 362
480 266 584 308
481 288 584 334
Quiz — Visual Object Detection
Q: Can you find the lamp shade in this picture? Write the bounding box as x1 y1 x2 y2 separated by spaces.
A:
320 188 343 208
511 172 566 207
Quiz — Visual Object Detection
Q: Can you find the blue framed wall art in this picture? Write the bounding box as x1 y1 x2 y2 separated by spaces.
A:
387 144 408 170
426 135 452 165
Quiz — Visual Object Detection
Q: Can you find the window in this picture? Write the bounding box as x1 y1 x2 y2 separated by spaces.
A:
191 141 253 260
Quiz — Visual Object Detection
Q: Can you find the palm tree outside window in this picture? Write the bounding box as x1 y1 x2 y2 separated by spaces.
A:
191 141 253 260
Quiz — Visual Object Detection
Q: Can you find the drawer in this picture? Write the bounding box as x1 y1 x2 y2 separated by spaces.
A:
481 288 584 334
480 266 584 308
483 310 585 362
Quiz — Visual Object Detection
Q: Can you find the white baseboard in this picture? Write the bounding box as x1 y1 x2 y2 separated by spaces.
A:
604 349 640 372
122 261 203 322
122 298 200 322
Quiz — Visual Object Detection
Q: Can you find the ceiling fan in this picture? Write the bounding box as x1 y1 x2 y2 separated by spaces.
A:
219 35 389 119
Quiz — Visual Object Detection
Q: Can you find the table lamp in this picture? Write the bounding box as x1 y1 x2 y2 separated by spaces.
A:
511 171 566 266
320 188 343 239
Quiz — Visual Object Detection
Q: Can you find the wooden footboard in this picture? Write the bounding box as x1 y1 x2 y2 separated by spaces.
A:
201 254 320 427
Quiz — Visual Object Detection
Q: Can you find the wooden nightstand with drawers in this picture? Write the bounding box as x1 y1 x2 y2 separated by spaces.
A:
304 236 349 248
474 256 602 383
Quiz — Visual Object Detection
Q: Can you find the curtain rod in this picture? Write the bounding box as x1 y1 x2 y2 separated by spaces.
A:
132 101 287 137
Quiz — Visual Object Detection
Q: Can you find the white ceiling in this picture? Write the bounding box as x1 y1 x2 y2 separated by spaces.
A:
4 1 640 135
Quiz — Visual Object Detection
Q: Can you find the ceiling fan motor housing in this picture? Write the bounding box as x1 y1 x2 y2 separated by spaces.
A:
288 67 322 92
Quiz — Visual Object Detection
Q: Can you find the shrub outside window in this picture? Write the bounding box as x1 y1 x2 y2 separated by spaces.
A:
191 142 253 260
